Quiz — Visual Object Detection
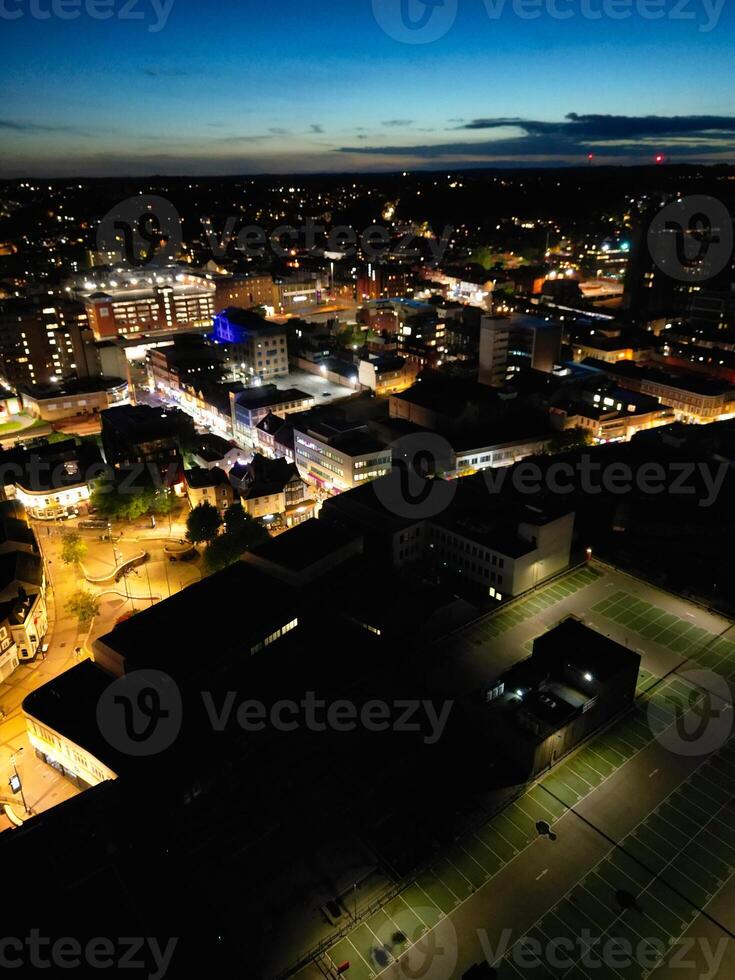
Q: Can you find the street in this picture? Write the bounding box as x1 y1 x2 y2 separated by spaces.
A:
0 506 200 833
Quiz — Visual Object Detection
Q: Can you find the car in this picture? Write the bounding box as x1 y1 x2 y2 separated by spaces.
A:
322 392 331 397
79 520 109 530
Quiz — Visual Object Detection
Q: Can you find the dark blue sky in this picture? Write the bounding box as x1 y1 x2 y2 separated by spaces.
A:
1 0 734 176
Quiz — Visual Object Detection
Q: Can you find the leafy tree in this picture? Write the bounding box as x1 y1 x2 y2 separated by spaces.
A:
223 503 247 533
66 589 100 624
90 475 168 522
547 427 594 454
186 502 222 545
203 533 243 574
151 488 178 530
60 531 87 567
203 508 269 574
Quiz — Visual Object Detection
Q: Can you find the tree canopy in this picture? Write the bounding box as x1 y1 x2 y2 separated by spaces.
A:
186 502 222 545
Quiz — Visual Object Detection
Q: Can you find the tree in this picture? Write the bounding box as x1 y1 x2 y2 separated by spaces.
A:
203 533 243 574
66 589 100 624
186 502 222 545
203 507 269 574
223 503 247 534
151 488 178 531
60 531 87 567
547 427 594 454
90 474 161 522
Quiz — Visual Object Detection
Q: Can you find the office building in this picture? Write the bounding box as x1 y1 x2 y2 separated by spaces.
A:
212 308 289 381
481 618 640 778
479 314 562 386
294 418 392 492
19 377 129 422
75 268 216 340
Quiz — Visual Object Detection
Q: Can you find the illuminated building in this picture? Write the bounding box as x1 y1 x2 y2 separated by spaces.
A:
479 314 562 386
357 356 418 396
212 308 289 381
184 466 235 517
230 384 313 445
76 268 216 340
19 376 129 422
293 419 392 492
481 618 640 778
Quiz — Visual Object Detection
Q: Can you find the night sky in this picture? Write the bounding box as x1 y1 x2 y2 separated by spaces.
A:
2 0 734 176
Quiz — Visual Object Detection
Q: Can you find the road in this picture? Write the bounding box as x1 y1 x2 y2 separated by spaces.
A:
0 509 201 834
285 563 735 980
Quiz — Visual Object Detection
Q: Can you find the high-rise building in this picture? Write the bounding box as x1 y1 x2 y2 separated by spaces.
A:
73 268 216 341
212 308 289 381
479 314 562 386
0 296 91 386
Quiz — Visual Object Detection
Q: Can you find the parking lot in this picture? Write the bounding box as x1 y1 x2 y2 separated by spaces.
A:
499 736 735 978
309 671 718 980
291 563 735 980
284 368 359 406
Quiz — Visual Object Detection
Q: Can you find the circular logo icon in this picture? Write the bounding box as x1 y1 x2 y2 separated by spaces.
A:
648 195 733 283
97 194 182 268
648 668 733 757
97 669 183 757
373 433 456 519
380 908 457 980
372 0 458 44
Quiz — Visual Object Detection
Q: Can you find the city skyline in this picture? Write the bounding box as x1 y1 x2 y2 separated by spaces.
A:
1 0 734 177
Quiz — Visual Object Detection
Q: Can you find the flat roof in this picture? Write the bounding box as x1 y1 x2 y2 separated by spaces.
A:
96 561 298 676
19 377 127 400
22 660 123 772
250 519 360 571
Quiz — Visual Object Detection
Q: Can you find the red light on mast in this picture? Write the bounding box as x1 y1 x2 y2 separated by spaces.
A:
655 153 665 164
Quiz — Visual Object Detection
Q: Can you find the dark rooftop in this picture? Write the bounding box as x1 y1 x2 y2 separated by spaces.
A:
95 561 298 676
19 377 127 400
184 466 230 490
234 385 312 412
249 519 360 572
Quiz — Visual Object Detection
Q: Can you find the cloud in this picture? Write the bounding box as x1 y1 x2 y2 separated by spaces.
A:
456 113 735 139
142 68 192 78
0 119 95 136
382 119 414 127
338 113 735 162
310 124 325 134
269 127 290 136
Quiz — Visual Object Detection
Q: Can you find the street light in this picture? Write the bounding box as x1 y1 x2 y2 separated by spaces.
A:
9 748 30 815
